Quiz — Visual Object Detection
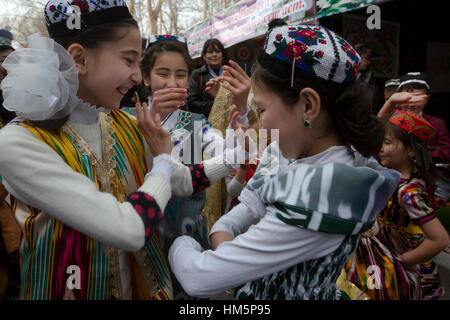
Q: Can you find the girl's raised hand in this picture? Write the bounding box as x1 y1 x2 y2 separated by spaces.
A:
136 100 173 157
205 78 221 98
378 92 429 121
390 91 429 107
229 104 257 154
220 60 251 115
150 87 188 120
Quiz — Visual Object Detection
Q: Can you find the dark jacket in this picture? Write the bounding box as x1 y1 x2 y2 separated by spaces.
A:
187 65 216 118
423 112 450 163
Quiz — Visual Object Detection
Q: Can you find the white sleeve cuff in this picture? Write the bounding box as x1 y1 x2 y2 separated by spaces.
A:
145 153 176 183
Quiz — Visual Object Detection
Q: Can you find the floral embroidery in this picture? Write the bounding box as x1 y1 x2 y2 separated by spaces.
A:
264 25 361 86
73 0 90 12
298 29 318 39
284 40 308 61
314 50 324 59
389 111 435 141
337 37 358 61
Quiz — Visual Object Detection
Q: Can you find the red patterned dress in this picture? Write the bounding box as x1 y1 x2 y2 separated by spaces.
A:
345 177 444 300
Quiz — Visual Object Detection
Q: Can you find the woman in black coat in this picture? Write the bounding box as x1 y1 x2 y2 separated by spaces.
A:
187 39 226 118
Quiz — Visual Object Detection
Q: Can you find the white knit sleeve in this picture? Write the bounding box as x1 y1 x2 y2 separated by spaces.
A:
0 124 172 251
209 202 257 238
169 212 345 298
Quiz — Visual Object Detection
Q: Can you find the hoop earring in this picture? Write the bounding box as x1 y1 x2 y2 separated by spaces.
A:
304 120 311 128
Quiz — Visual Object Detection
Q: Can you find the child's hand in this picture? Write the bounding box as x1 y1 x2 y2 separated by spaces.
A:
151 88 188 119
136 101 173 157
205 78 221 98
378 92 429 120
229 104 257 154
220 60 251 115
389 92 429 108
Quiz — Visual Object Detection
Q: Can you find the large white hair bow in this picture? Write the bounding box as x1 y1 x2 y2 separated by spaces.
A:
1 33 79 121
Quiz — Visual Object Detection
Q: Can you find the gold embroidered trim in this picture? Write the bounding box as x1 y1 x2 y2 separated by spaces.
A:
133 249 164 299
62 113 124 299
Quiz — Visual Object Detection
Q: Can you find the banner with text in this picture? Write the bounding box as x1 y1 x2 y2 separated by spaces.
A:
185 0 315 58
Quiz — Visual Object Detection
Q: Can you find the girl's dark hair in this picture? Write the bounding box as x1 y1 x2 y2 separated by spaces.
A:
386 122 437 184
140 40 193 95
142 40 193 76
201 38 226 63
29 18 139 132
252 62 385 158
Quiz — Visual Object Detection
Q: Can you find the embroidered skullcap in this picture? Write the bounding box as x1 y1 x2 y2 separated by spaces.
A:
398 72 430 91
385 78 400 89
259 25 361 94
44 0 132 38
389 110 435 141
145 34 187 52
0 29 13 48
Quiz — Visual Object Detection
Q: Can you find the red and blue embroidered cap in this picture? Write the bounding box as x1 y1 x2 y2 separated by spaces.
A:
44 0 132 38
389 110 435 141
259 25 361 93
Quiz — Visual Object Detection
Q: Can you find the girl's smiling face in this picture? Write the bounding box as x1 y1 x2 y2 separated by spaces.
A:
76 26 143 109
378 126 412 172
144 51 190 93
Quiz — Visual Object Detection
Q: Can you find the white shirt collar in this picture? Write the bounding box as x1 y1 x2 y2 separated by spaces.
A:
68 97 110 125
292 145 354 166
